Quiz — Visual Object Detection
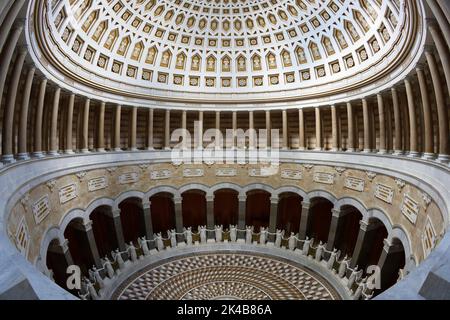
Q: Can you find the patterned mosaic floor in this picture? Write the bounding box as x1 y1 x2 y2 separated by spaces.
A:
112 252 341 300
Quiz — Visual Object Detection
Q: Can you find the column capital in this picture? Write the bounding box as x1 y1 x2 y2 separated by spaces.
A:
270 196 279 204
206 195 214 202
238 194 247 202
142 200 151 210
301 201 311 209
111 209 121 218
174 196 183 204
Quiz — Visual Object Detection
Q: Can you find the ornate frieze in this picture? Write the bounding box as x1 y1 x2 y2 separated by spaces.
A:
32 195 50 224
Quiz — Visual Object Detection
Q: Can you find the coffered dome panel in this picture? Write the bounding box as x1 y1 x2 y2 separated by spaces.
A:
27 0 425 107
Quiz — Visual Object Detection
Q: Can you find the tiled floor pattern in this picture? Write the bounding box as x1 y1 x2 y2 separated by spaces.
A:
113 252 341 300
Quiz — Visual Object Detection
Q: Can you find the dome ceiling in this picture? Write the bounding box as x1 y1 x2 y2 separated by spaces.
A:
27 0 423 107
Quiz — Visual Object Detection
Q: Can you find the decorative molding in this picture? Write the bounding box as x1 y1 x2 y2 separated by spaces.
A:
366 171 377 182
421 192 431 211
216 168 237 177
183 168 204 178
395 178 406 191
75 171 87 182
334 167 346 176
118 172 140 184
46 179 57 192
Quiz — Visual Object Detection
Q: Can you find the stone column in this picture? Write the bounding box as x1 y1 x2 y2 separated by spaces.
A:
181 110 187 149
147 108 154 150
269 196 278 237
1 48 26 163
164 109 170 150
404 78 418 156
33 78 48 158
416 67 434 158
427 1 450 49
47 87 61 156
347 102 355 152
142 200 154 241
49 239 74 268
391 88 402 155
130 106 137 151
97 102 105 152
17 67 36 160
265 111 271 148
81 98 90 153
109 209 126 252
426 51 449 162
82 221 102 268
197 111 203 149
206 195 215 232
0 25 23 104
249 111 255 149
386 101 393 153
350 219 382 269
215 111 221 148
174 197 184 241
362 99 371 153
298 109 305 150
377 239 406 290
238 194 247 230
428 22 450 95
326 208 349 251
113 104 121 151
232 111 237 149
377 94 387 154
282 110 288 150
315 107 322 150
65 94 75 154
331 105 339 151
0 0 25 54
298 201 311 240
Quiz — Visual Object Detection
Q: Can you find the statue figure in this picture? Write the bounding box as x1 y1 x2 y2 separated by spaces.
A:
229 225 237 242
184 227 193 245
102 256 114 279
338 255 349 278
315 241 324 262
84 277 98 300
127 242 137 262
327 248 341 270
352 279 366 300
245 226 253 244
199 226 207 244
275 229 284 248
112 249 125 270
347 266 363 289
155 233 164 251
139 237 150 256
259 227 267 245
215 225 223 242
288 232 296 251
302 236 311 256
168 229 177 248
89 266 104 289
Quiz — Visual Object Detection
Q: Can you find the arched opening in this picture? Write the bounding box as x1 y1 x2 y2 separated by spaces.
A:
46 239 71 291
246 190 271 230
276 192 302 234
90 205 118 258
355 218 388 272
378 238 406 293
150 192 176 234
182 190 207 229
335 205 363 257
119 197 145 243
64 218 96 275
307 198 333 243
214 189 239 227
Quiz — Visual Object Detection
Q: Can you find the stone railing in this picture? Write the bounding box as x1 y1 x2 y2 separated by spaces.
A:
72 225 377 301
